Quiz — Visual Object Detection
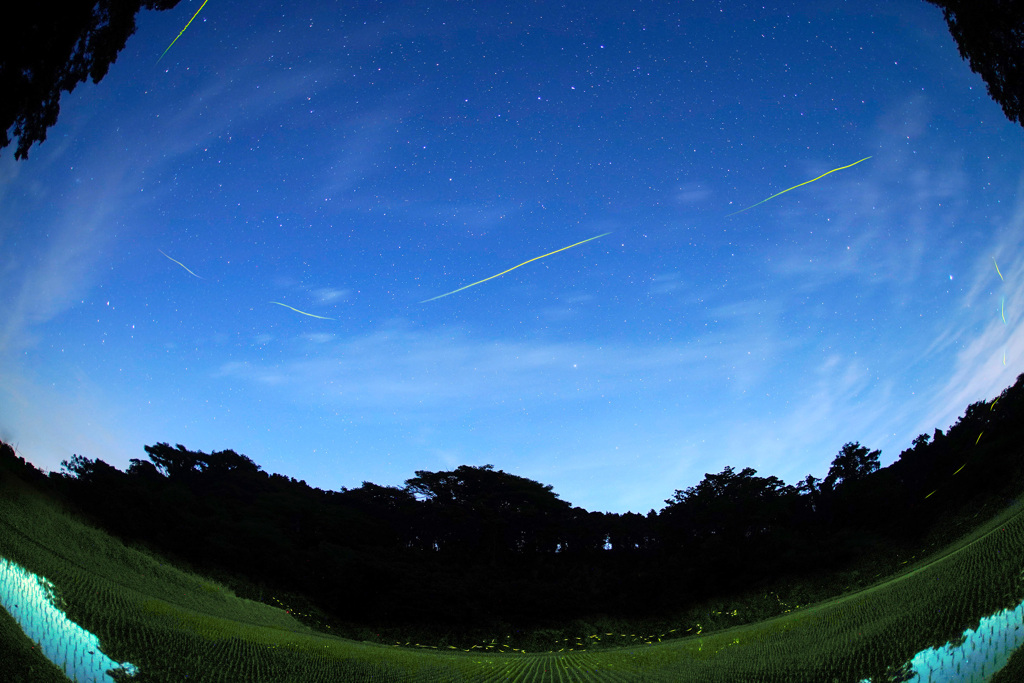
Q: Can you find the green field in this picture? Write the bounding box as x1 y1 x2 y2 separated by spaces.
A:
2 471 1023 682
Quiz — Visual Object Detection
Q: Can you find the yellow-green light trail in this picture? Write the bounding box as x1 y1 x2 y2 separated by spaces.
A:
993 257 1004 280
156 0 209 64
159 249 203 279
269 302 334 320
420 232 611 303
726 156 872 217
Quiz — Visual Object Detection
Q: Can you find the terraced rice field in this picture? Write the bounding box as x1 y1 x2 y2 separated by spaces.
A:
1 474 1023 682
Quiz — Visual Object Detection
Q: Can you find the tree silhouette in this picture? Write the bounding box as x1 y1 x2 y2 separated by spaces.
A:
0 0 181 160
144 442 202 479
11 372 1024 641
924 0 1024 127
127 457 164 481
558 507 609 554
403 464 571 559
823 442 881 491
335 482 419 549
663 465 795 542
606 511 653 552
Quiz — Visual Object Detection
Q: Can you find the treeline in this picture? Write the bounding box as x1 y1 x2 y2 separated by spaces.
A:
2 373 1023 635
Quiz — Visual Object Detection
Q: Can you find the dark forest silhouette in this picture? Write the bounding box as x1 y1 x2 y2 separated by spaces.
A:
1 372 1022 641
0 0 180 160
925 0 1024 128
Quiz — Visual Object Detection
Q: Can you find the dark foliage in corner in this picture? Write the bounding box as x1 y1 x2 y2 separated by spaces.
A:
925 0 1024 128
0 0 181 160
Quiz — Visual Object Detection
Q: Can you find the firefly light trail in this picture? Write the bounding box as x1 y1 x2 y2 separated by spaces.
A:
726 156 872 217
158 249 203 279
156 0 210 64
269 302 335 320
421 232 611 303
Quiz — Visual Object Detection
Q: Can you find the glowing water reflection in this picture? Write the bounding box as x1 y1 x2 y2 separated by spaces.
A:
1 550 1021 682
861 596 1024 683
0 557 139 682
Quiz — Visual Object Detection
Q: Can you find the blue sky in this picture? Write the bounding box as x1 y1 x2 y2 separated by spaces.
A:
1 0 1022 515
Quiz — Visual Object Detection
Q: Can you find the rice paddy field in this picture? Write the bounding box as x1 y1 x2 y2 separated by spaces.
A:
1 470 1023 682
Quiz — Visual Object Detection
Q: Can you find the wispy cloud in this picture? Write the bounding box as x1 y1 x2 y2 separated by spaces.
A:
312 287 350 303
910 176 1024 438
303 333 337 344
648 272 686 295
0 171 132 355
0 367 141 476
673 183 711 205
215 320 793 414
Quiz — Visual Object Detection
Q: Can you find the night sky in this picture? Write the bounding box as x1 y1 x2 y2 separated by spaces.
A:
2 0 1022 515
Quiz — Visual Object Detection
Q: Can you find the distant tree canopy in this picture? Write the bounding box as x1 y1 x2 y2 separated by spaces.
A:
663 465 796 540
142 442 261 479
404 464 572 555
0 0 181 160
17 372 1024 631
925 0 1024 128
404 464 568 512
822 441 881 491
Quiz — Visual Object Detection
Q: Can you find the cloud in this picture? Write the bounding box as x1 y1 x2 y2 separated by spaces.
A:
303 333 337 344
0 168 132 356
877 93 932 141
313 287 351 303
0 366 140 476
537 291 597 321
0 155 20 207
214 319 791 415
914 178 1024 436
648 272 685 294
673 183 711 205
918 276 1024 437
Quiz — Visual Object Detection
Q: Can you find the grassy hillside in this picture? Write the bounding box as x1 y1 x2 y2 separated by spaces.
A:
2 462 1024 682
